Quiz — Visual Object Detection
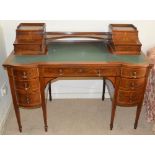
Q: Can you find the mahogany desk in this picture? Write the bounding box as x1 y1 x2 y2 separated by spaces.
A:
3 42 152 132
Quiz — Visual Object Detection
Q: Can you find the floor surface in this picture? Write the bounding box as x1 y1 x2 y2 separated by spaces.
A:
3 99 154 135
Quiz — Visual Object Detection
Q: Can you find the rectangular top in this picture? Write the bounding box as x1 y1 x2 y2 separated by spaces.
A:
110 24 137 31
112 27 135 31
3 42 150 67
17 23 45 31
18 26 43 31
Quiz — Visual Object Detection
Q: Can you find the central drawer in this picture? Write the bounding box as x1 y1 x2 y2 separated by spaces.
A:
40 67 120 77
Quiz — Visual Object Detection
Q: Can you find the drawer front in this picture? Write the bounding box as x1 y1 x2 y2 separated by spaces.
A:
12 68 39 79
17 34 44 43
112 31 138 40
119 78 145 90
114 45 141 51
113 32 138 43
41 67 120 77
14 78 40 91
16 90 41 107
121 67 147 78
117 89 143 106
14 44 42 52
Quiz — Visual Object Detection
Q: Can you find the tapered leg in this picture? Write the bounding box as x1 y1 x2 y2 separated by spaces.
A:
134 104 142 129
8 76 22 132
102 79 106 101
110 103 116 130
40 79 48 132
13 105 22 132
41 93 48 132
41 98 48 131
48 82 52 101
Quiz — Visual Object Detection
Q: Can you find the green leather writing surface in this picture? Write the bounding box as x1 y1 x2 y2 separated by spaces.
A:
5 42 149 65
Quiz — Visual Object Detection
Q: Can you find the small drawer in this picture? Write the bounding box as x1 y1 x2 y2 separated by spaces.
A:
17 35 44 43
121 67 147 78
117 89 143 106
14 78 40 91
12 67 39 79
16 90 41 107
113 32 138 44
41 68 93 77
40 67 120 77
119 78 145 90
14 44 42 53
113 44 141 52
16 23 45 43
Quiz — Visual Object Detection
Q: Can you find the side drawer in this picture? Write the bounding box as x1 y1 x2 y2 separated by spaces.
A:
16 89 41 107
12 67 39 80
121 67 147 78
119 78 145 90
14 44 42 52
17 34 44 43
117 89 144 106
14 78 40 92
112 32 138 44
40 67 120 77
113 44 141 52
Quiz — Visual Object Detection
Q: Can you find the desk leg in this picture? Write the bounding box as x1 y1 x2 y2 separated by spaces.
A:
8 76 22 132
110 103 116 130
102 78 106 101
13 105 22 132
134 104 142 129
40 78 48 132
48 82 52 101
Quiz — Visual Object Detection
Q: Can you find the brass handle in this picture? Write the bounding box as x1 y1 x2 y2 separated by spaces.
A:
24 83 30 91
131 71 137 78
25 96 30 104
130 82 135 90
97 70 101 77
129 94 137 104
129 95 133 103
59 69 63 76
79 69 83 73
22 72 27 79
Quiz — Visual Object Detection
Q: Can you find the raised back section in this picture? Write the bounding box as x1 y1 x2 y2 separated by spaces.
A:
14 23 47 55
13 23 142 55
108 24 142 55
45 32 111 43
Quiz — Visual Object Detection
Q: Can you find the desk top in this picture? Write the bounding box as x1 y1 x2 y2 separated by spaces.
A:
3 42 150 67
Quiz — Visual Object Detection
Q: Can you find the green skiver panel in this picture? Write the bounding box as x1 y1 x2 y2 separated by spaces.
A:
4 42 149 65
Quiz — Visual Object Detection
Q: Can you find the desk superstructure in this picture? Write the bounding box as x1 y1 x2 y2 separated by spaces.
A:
3 23 153 132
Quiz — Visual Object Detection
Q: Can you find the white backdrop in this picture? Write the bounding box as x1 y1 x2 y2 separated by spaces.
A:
1 20 155 98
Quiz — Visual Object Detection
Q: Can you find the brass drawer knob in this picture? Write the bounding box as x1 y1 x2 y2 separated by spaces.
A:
59 69 63 76
130 82 135 90
25 96 30 104
131 71 137 78
129 94 137 104
97 70 101 77
79 69 83 73
24 83 30 91
22 72 27 79
129 95 133 103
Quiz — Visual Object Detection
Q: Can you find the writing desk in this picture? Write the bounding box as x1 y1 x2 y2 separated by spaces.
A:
3 41 152 132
